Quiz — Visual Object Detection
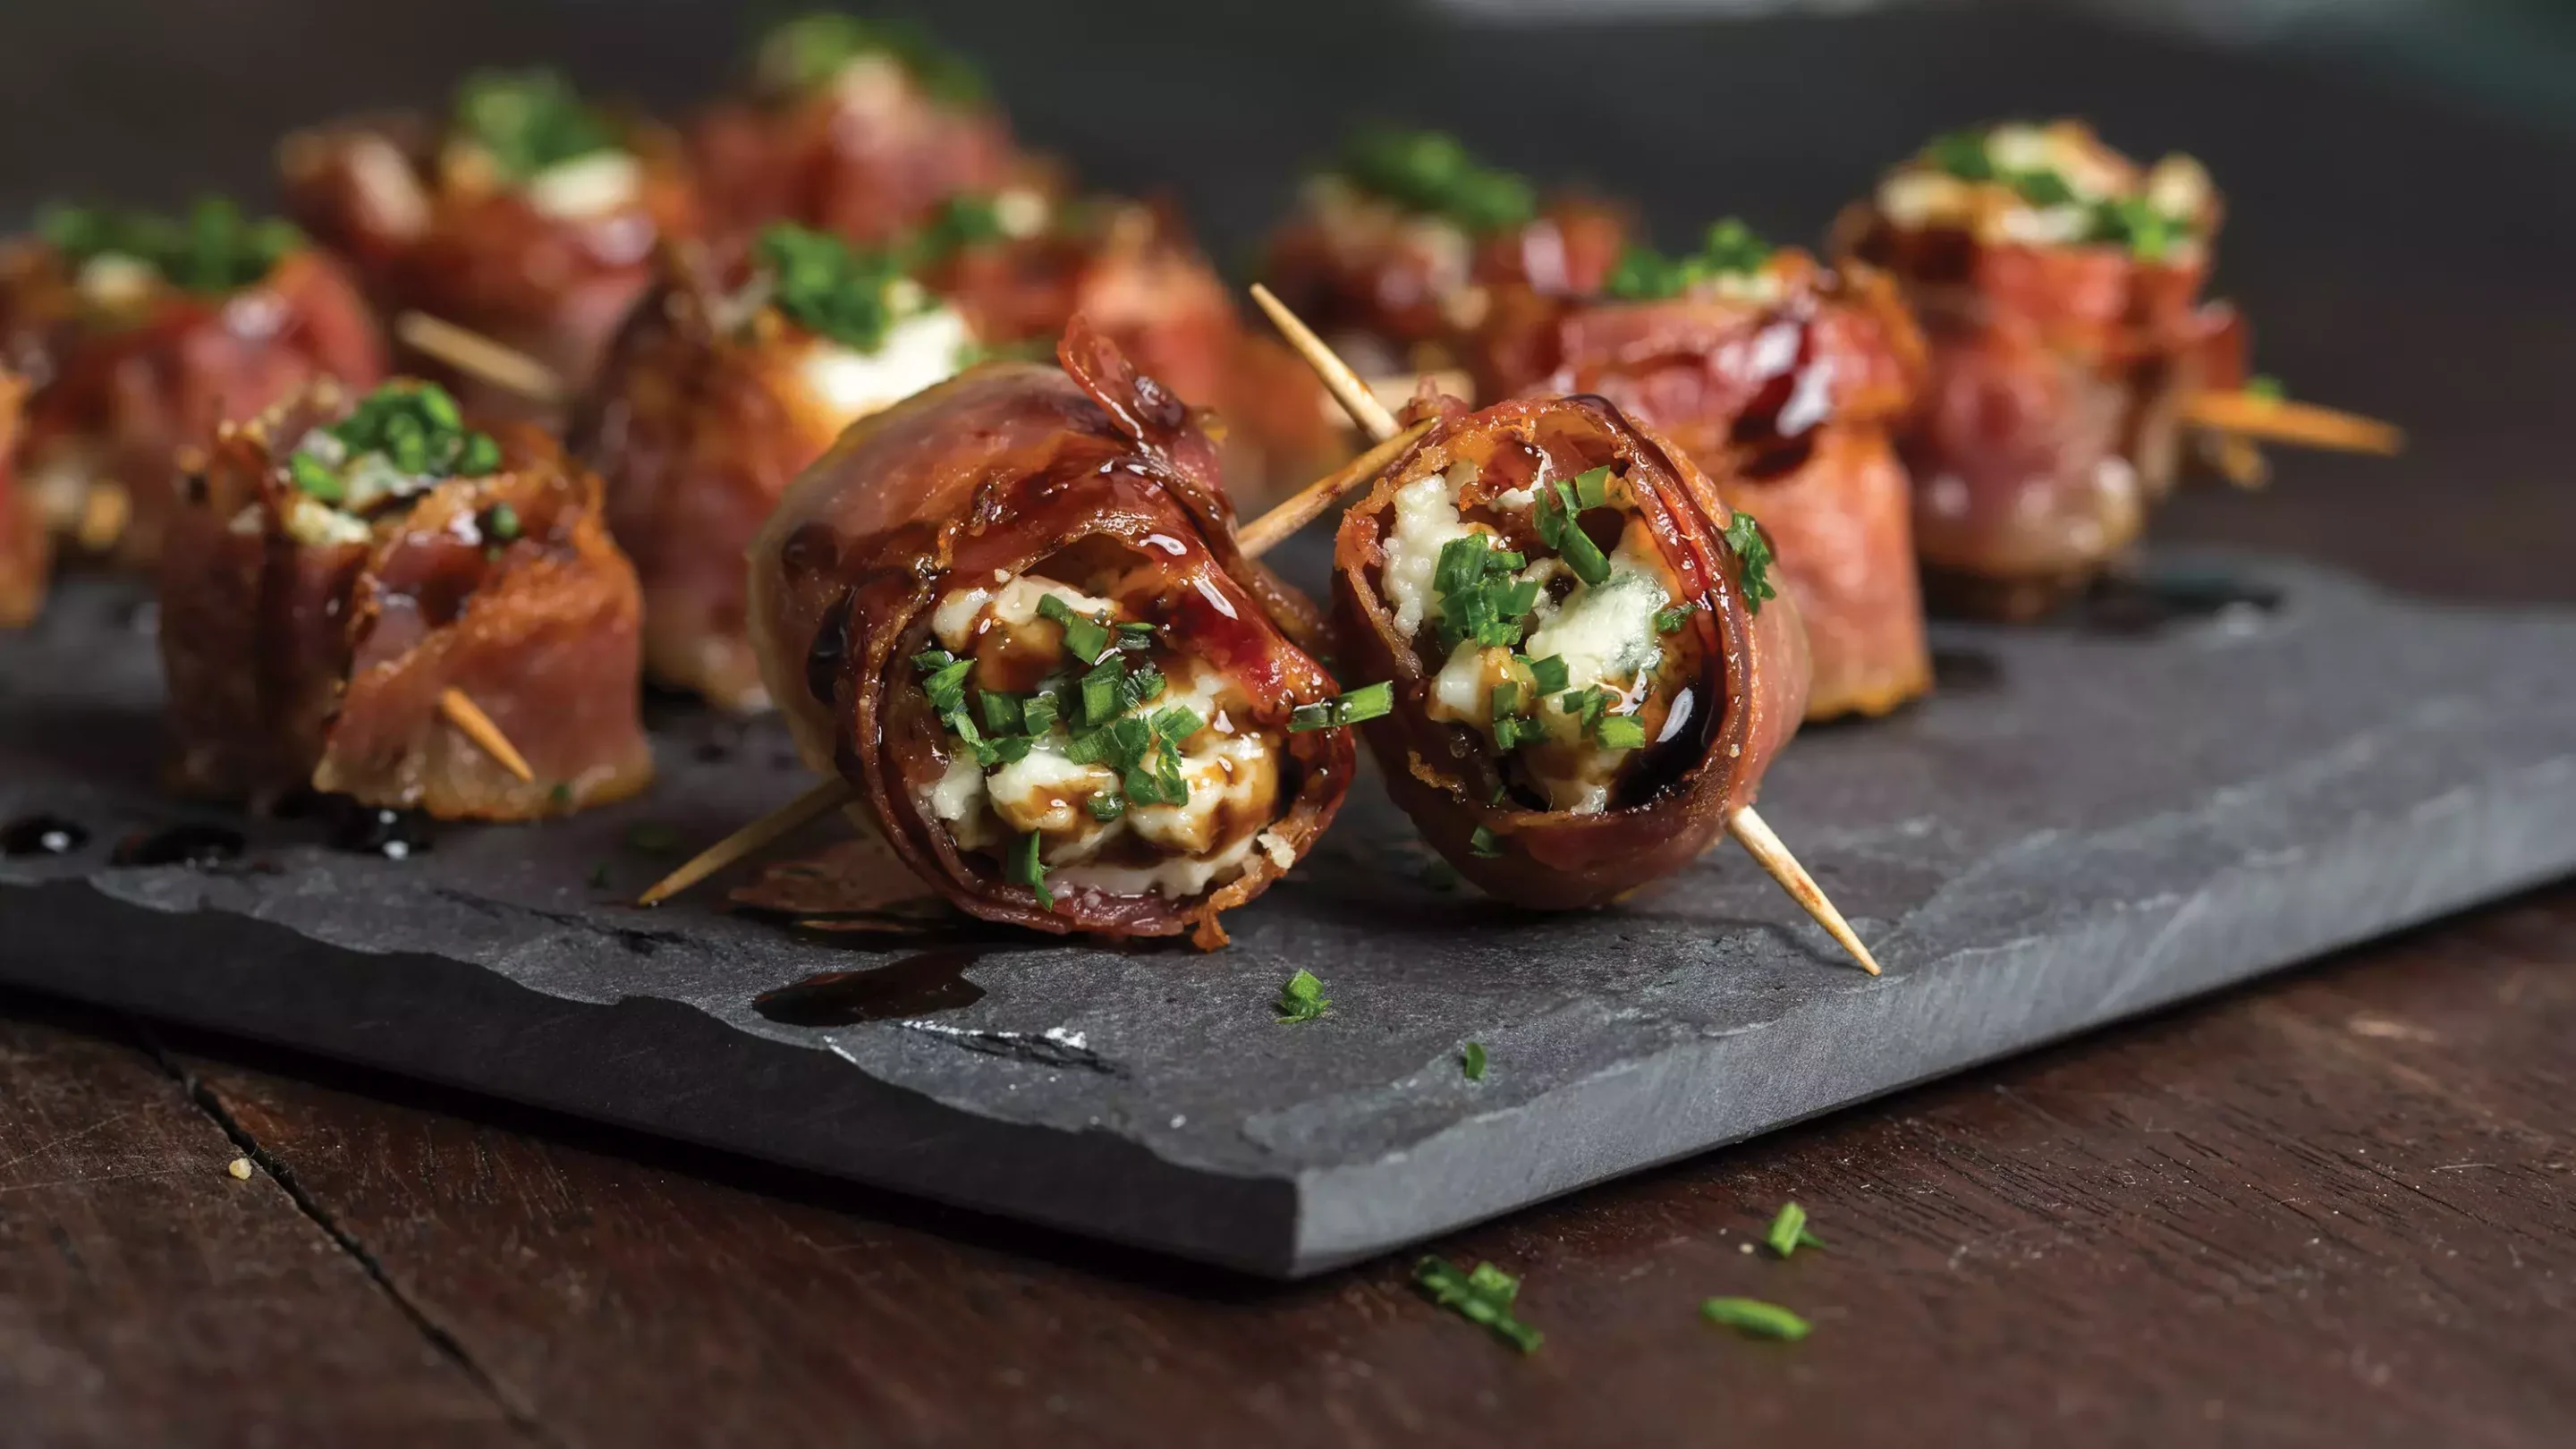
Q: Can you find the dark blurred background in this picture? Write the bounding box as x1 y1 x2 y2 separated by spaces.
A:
4 0 2570 595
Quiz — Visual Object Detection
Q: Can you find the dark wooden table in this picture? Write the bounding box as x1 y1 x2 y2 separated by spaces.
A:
5 4 2575 1445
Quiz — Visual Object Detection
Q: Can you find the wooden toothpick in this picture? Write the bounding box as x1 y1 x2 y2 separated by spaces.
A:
1235 419 1434 559
396 313 568 408
1253 285 1883 974
2183 390 2402 456
636 777 858 907
437 688 534 783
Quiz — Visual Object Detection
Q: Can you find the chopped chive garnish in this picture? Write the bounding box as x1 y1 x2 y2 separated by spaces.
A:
1462 1042 1487 1080
1700 1297 1810 1341
1018 691 1060 738
1722 513 1776 614
1571 465 1612 511
1469 826 1504 859
1008 831 1053 910
1275 968 1330 1024
1287 681 1394 733
1594 714 1647 751
1765 1201 1826 1258
921 657 974 716
1037 594 1114 664
1522 654 1569 694
977 691 1023 734
1086 792 1124 823
482 503 521 542
289 452 343 502
1078 663 1122 727
1654 600 1700 635
1415 1257 1542 1354
1337 127 1535 233
1600 218 1775 301
1925 129 1996 181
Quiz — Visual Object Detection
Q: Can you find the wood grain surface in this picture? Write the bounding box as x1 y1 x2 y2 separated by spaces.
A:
3 2 2574 1444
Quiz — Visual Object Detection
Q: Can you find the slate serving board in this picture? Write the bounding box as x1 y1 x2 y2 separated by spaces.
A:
4 547 2572 1276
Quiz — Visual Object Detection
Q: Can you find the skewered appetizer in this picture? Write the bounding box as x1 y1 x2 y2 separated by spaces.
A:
0 372 45 626
1331 389 1809 906
690 13 1024 246
160 377 652 818
1467 219 1931 720
922 191 1340 502
281 69 699 415
1833 120 2248 619
579 221 981 711
4 200 386 567
1261 127 1628 378
744 319 1360 947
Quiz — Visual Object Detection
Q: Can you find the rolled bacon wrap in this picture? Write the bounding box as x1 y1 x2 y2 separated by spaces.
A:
1333 393 1809 909
0 372 46 627
747 321 1356 945
1468 247 1930 720
689 19 1022 247
1835 120 2249 618
159 379 652 818
281 97 699 413
13 243 386 568
576 242 954 711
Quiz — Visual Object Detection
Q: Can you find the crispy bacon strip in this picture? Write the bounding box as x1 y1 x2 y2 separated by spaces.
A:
13 247 385 567
159 383 652 818
0 373 47 626
281 116 699 413
1467 251 1931 720
746 321 1354 945
1331 393 1809 909
1835 129 2248 619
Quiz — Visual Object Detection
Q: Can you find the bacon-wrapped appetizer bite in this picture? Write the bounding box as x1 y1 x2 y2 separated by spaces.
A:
745 320 1360 947
0 373 46 626
160 377 652 818
1261 127 1628 378
7 200 386 567
579 222 980 710
282 69 699 414
690 13 1022 247
1834 121 2247 619
923 192 1339 501
1466 220 1931 719
1331 391 1809 906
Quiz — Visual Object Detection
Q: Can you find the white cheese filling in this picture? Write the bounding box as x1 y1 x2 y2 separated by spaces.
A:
794 305 974 423
524 150 645 221
916 577 1287 901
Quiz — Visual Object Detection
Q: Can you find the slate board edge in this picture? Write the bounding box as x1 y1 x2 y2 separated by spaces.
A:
4 749 2571 1278
1286 752 2576 1270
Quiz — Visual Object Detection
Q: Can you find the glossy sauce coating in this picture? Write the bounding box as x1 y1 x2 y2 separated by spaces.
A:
1467 251 1930 720
1333 392 1809 909
746 322 1353 945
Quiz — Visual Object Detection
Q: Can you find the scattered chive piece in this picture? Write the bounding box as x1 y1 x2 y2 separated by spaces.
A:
39 196 303 296
2247 374 2285 402
754 12 986 106
1522 654 1570 695
1414 1257 1542 1354
1086 792 1125 823
1654 600 1701 635
1018 691 1060 738
1700 1297 1810 1341
623 822 682 855
758 221 925 354
1571 465 1612 511
1469 826 1504 859
1275 968 1330 1024
1287 681 1394 733
1765 1201 1826 1258
1539 481 1614 588
1599 217 1775 301
1462 1042 1487 1080
483 503 521 542
1008 831 1053 910
1722 513 1777 614
1925 129 1996 182
453 69 620 181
